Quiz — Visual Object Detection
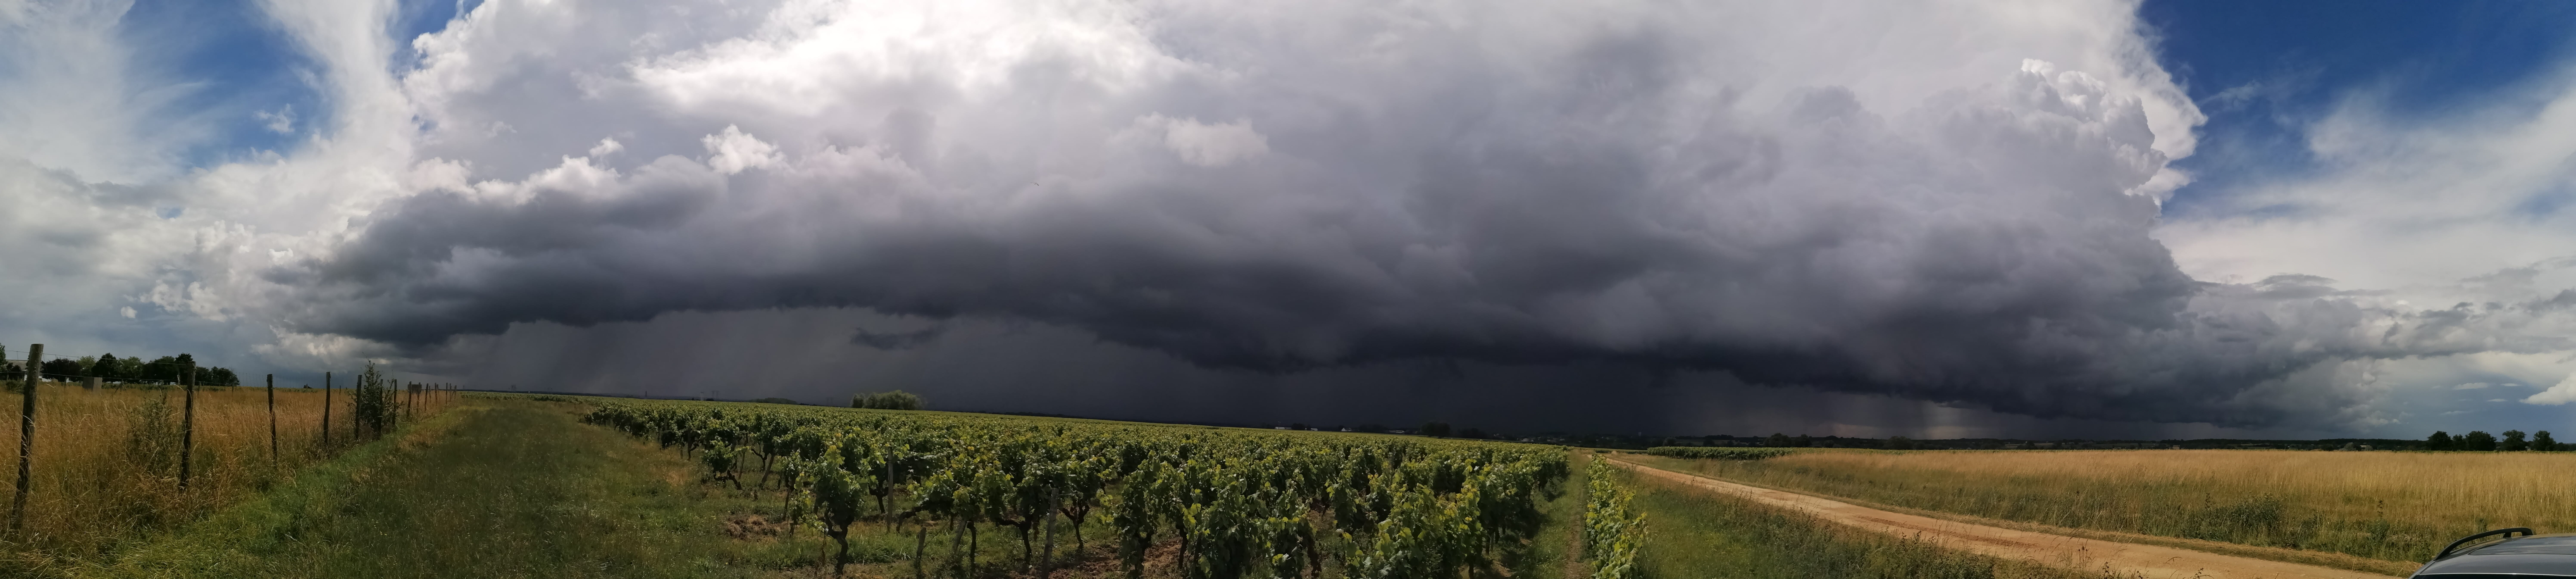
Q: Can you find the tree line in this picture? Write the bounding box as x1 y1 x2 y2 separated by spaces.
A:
2424 430 2559 451
5 352 242 386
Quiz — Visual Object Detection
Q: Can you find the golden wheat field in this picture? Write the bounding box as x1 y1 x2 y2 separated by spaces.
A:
1631 448 2576 563
0 381 452 568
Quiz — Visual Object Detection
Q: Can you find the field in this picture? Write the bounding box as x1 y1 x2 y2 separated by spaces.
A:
0 379 452 576
8 392 2224 579
17 388 2541 578
1628 448 2576 564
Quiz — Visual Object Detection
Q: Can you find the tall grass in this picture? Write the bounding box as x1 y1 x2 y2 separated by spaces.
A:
1630 449 2576 563
0 382 426 575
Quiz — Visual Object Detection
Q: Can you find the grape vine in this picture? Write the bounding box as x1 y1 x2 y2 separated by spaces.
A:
582 401 1569 578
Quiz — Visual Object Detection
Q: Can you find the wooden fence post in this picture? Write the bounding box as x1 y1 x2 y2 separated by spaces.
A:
10 344 40 536
322 371 331 447
180 364 195 491
267 374 278 467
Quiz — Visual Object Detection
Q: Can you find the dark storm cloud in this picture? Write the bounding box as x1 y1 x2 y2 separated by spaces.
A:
254 0 2538 430
852 324 948 350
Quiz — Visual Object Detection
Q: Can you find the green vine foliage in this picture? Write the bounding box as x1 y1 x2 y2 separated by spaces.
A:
584 400 1568 579
1583 460 1647 579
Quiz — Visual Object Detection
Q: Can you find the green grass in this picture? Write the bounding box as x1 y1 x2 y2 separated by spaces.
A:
1613 464 2107 579
75 401 826 578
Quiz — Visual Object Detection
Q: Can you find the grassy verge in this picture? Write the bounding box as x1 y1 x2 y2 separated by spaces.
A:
1613 462 2108 579
0 383 397 573
74 400 827 578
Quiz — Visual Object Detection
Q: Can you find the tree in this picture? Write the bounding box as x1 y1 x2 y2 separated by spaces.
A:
1883 436 1919 450
850 390 924 410
201 367 241 386
142 356 187 382
1418 422 1451 437
1457 427 1488 440
1766 433 1791 448
90 354 120 379
350 362 400 438
2462 431 2498 451
2503 430 2529 452
38 359 81 381
2427 431 2455 451
1792 434 1813 448
2536 431 2560 451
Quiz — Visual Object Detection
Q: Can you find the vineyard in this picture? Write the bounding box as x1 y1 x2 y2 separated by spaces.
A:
580 401 1647 578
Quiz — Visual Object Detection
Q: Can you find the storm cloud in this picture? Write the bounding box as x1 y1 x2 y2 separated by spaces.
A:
187 0 2548 430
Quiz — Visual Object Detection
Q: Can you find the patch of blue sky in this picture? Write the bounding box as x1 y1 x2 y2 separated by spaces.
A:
118 0 328 168
392 0 480 74
115 0 477 173
2139 0 2576 217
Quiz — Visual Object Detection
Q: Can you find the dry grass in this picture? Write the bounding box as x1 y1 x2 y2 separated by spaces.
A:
1630 449 2576 563
0 381 460 574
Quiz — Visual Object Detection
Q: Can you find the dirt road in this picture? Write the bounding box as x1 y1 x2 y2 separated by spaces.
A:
1609 458 2400 579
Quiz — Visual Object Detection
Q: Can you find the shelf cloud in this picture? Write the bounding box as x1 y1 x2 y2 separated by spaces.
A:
10 0 2575 433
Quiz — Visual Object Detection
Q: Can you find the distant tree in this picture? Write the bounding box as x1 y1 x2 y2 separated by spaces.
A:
1883 436 1918 450
2536 431 2560 451
1766 433 1791 448
205 367 241 386
2463 431 2498 451
94 354 145 380
849 390 924 410
1358 423 1386 433
1792 434 1813 448
38 358 82 380
1418 422 1452 437
2503 430 2529 451
2427 431 2456 451
1290 423 1307 431
142 356 186 382
1458 427 1488 440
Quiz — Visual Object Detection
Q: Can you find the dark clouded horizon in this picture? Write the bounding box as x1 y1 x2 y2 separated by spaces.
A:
9 0 2576 438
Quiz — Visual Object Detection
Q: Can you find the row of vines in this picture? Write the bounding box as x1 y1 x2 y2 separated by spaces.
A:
581 402 1573 579
1578 460 1644 579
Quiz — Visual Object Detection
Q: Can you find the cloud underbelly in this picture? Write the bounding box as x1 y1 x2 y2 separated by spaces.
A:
255 0 2484 428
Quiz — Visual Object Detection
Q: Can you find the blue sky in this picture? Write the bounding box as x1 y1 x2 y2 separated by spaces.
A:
2145 0 2576 216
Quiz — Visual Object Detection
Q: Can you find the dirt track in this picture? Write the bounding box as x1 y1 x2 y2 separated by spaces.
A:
1609 458 2398 579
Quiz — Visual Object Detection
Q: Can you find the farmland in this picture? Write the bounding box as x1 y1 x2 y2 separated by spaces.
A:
15 392 2321 579
16 385 2561 578
1627 447 2576 565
